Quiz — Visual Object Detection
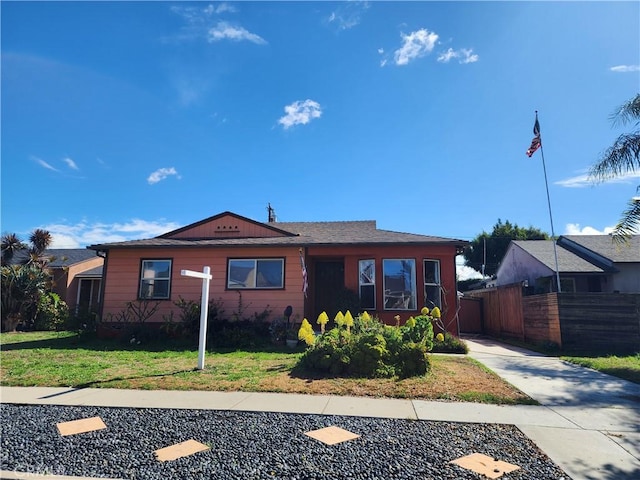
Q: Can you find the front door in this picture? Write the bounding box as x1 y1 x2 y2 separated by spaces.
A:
313 260 345 323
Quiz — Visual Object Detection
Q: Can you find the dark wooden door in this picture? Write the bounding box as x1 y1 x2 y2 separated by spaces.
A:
313 260 344 322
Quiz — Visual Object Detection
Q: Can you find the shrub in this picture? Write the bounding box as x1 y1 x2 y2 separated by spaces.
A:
33 292 69 331
432 332 469 354
299 311 435 378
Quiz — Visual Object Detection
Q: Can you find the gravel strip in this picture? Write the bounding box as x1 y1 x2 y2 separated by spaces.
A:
1 404 570 479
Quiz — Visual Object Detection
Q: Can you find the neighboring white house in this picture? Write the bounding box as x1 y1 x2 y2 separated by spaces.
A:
495 235 640 293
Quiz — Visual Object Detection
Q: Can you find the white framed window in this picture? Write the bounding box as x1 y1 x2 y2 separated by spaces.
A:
139 259 172 299
423 259 441 309
227 258 284 289
359 259 376 310
383 259 416 310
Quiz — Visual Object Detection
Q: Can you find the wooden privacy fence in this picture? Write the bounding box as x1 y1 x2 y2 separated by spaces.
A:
558 293 640 354
465 284 524 340
463 285 640 354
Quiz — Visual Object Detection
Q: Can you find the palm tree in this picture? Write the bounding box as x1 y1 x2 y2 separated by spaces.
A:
27 228 53 266
589 93 640 241
1 233 26 266
0 229 54 330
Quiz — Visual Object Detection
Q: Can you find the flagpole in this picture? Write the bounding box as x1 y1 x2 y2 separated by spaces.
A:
536 111 562 293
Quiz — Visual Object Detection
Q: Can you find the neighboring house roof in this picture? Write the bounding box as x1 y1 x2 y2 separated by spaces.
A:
44 249 101 268
512 240 607 274
88 211 467 250
558 235 640 265
75 265 103 278
3 248 100 267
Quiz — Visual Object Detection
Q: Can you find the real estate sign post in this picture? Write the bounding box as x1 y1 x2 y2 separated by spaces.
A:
180 267 212 370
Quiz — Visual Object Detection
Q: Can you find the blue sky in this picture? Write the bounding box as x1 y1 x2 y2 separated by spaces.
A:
2 1 639 279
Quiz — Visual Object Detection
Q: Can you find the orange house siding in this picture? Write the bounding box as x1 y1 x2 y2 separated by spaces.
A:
167 217 287 240
51 257 104 312
306 244 459 332
101 246 304 323
99 242 459 334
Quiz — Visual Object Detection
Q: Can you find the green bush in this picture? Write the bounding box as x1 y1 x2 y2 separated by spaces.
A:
299 312 434 378
34 292 69 331
432 332 469 354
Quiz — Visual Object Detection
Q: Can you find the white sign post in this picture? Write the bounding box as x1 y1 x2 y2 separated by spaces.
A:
180 267 212 370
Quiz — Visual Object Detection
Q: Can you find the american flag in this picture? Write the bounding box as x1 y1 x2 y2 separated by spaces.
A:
526 113 541 157
299 248 308 298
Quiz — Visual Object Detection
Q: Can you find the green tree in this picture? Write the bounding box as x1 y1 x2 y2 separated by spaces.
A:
0 229 54 331
463 219 548 277
1 233 27 266
589 94 640 240
1 263 51 331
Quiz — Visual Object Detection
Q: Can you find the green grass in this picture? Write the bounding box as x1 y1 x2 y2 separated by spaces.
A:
0 331 534 403
561 354 640 384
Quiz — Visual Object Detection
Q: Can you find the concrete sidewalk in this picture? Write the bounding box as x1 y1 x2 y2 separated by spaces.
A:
2 337 639 479
464 336 640 480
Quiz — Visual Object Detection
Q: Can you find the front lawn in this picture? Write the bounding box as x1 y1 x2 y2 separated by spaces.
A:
562 354 640 384
0 331 534 404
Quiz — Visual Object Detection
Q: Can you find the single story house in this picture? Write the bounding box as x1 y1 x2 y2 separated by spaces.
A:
4 248 103 314
495 235 640 293
88 211 467 332
48 250 104 315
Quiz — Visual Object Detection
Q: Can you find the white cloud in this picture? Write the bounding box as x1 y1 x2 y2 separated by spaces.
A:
564 223 614 235
208 22 266 44
437 47 478 64
437 48 457 63
393 29 439 66
32 156 59 172
327 1 370 31
63 157 79 170
147 167 180 185
455 255 483 281
610 65 640 73
167 3 240 43
459 48 479 64
43 219 182 248
278 99 322 129
204 3 237 15
556 170 640 188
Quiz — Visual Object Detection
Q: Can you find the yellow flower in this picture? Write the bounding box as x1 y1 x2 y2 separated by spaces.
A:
431 307 441 318
298 318 316 346
361 311 371 322
317 311 329 333
420 307 430 316
335 311 345 327
405 316 416 328
436 333 445 342
344 310 354 327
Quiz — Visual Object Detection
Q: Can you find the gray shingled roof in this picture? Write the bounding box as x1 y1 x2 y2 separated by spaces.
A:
560 235 640 263
44 249 101 267
3 249 99 267
88 220 467 250
513 240 606 273
75 265 103 277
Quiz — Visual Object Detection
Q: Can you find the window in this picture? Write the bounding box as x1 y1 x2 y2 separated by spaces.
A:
227 258 284 289
559 277 576 293
359 259 376 310
383 259 416 310
139 259 172 299
424 259 441 309
76 278 101 314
